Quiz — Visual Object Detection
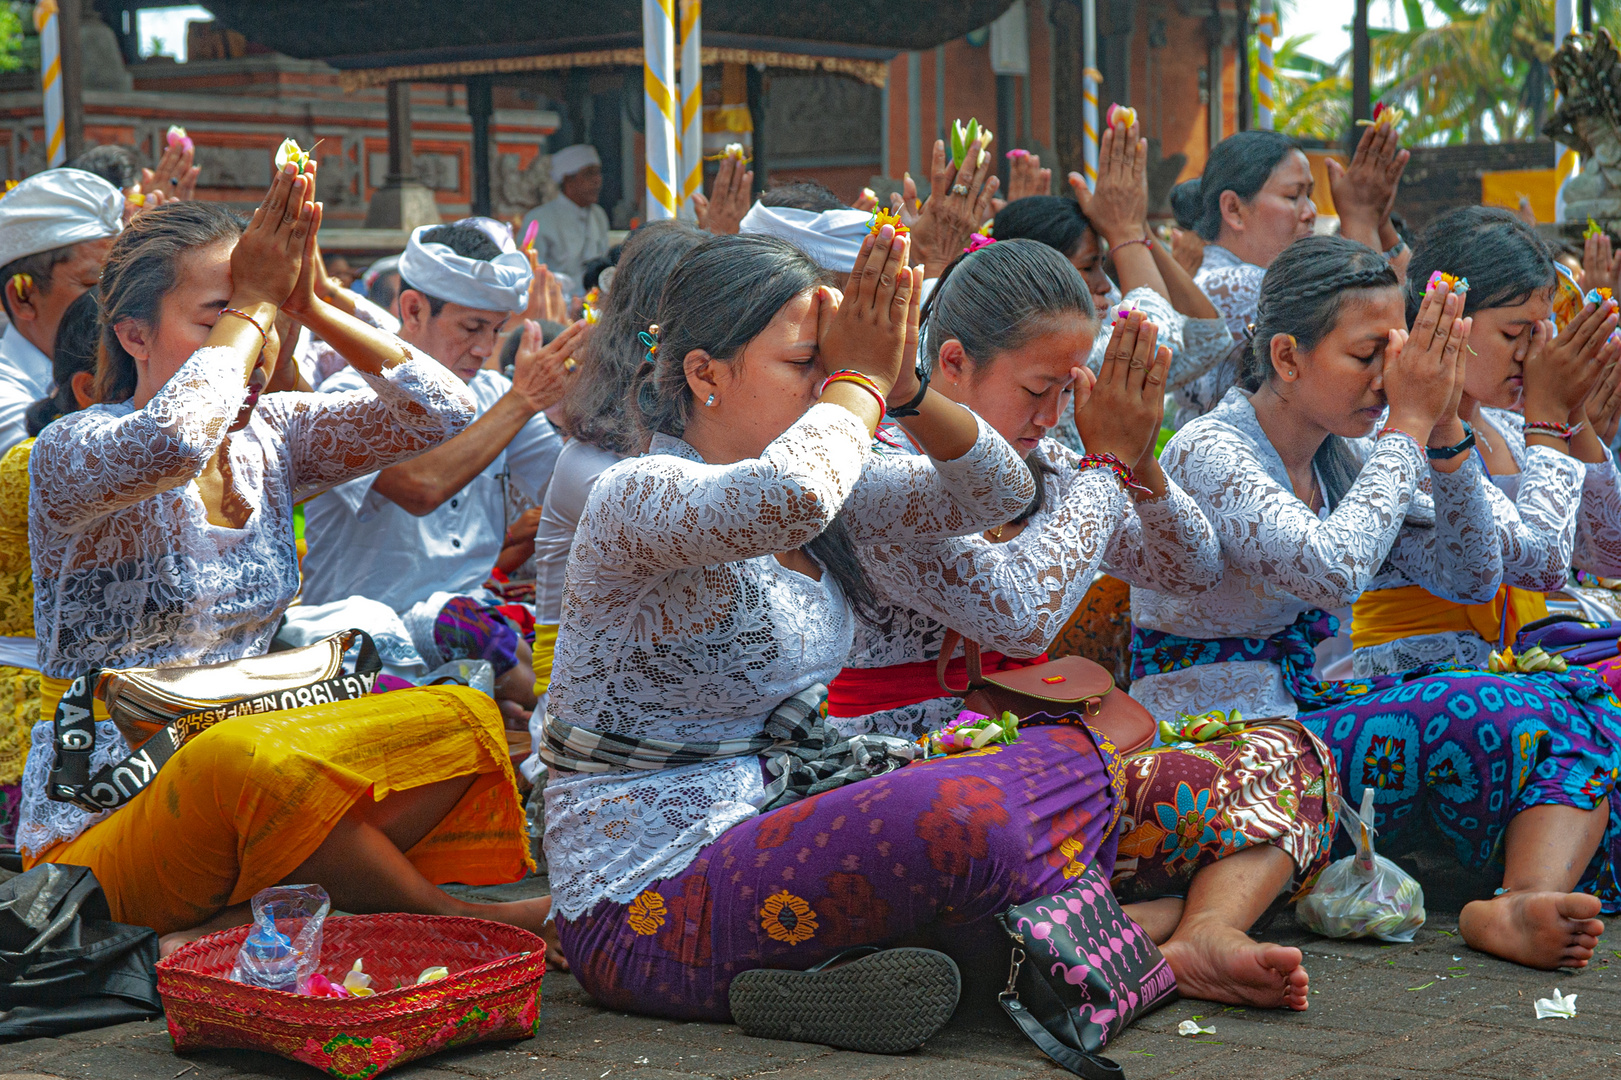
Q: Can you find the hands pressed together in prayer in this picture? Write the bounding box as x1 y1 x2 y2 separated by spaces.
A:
693 155 754 235
1379 279 1471 457
1075 311 1172 499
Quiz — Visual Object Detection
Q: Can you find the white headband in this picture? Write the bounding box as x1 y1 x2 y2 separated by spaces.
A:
0 168 122 268
399 225 532 314
739 202 869 273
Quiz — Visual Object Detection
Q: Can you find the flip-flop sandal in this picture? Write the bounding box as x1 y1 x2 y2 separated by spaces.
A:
728 946 960 1054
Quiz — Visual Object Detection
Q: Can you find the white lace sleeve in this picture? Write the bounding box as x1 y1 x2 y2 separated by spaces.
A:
1164 425 1426 609
858 458 1128 656
1469 410 1582 590
580 402 872 578
31 345 249 533
1574 451 1621 576
1384 454 1510 601
842 410 1035 543
1042 439 1222 595
260 346 477 502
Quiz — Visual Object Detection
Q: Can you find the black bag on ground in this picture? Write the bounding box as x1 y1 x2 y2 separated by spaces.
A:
0 863 162 1039
997 864 1179 1080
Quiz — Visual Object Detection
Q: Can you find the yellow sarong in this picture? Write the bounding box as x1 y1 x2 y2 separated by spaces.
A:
26 682 531 936
1351 583 1548 651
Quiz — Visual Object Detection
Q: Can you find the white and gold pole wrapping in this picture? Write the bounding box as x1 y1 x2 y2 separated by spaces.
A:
678 0 703 212
36 0 65 167
1081 0 1099 189
643 0 679 221
1256 0 1276 130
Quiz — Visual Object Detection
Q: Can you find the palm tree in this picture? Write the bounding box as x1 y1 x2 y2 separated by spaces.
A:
1261 34 1352 139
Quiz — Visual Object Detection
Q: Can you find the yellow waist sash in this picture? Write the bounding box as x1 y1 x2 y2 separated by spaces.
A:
531 622 559 698
39 674 110 725
1351 584 1548 651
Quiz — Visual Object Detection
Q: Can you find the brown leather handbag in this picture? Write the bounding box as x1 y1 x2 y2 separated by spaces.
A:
935 630 1155 754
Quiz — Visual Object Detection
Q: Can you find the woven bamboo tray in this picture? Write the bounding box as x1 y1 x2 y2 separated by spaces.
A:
156 913 545 1077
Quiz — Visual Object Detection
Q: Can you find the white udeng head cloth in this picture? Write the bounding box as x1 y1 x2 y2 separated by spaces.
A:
0 169 123 268
549 144 601 184
739 202 870 274
398 224 533 314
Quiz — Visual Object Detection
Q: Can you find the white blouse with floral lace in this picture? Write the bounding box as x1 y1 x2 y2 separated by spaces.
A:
1180 244 1264 425
18 341 476 857
541 404 1035 921
1351 407 1608 676
834 437 1222 739
1130 388 1502 724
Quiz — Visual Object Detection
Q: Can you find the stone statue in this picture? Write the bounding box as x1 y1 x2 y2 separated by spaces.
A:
1544 28 1621 232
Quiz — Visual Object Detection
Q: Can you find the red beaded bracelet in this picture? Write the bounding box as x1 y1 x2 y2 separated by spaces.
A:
1076 452 1154 497
1375 426 1422 450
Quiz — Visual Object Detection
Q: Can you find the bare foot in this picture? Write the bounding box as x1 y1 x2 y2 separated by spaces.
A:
1160 920 1309 1010
1122 897 1186 945
1459 890 1604 969
477 894 570 972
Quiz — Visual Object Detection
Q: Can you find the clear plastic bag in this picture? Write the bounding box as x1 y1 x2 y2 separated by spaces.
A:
228 884 330 992
1297 789 1426 943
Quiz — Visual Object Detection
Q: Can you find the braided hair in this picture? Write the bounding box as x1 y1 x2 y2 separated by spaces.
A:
1249 234 1400 509
1405 207 1554 324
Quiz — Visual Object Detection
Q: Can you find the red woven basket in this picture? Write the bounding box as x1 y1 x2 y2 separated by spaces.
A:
156 913 545 1078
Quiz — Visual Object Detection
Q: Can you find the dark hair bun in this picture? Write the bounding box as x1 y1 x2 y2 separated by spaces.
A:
1169 179 1203 230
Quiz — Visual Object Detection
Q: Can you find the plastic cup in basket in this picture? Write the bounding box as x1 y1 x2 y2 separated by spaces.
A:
157 913 545 1078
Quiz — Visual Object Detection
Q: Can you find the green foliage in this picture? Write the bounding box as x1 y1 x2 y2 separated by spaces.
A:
0 3 34 73
1262 0 1621 144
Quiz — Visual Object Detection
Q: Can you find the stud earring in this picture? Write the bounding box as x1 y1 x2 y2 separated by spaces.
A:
705 394 716 406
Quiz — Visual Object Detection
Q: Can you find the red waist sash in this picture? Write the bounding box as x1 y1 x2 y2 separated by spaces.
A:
826 651 1049 718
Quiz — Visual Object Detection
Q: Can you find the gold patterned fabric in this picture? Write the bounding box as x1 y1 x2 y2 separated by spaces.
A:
0 440 36 838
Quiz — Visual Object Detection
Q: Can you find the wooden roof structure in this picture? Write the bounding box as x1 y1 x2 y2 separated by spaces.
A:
197 0 1019 87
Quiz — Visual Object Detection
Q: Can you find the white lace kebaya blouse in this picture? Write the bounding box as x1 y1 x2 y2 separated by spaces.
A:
833 437 1223 740
19 341 476 857
541 404 1036 920
1181 244 1264 424
1351 407 1602 676
1130 389 1502 725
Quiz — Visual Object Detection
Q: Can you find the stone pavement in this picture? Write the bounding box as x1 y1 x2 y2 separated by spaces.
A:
3 874 1619 1080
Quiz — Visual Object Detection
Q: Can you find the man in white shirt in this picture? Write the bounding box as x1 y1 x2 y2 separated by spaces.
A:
521 144 608 295
0 169 122 452
300 221 585 724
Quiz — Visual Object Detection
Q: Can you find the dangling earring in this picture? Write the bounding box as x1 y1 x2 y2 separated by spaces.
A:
705 394 716 406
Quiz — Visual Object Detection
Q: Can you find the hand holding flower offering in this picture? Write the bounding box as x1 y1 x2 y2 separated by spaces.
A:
950 117 992 171
1587 217 1606 241
1105 102 1137 131
1356 102 1405 129
275 137 314 171
1427 271 1468 296
868 206 909 236
166 125 193 155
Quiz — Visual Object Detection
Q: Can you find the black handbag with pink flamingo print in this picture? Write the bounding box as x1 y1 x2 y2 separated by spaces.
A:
997 864 1178 1079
